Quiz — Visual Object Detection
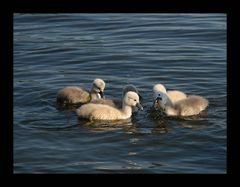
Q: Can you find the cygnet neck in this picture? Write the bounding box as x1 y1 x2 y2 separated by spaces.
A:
121 103 133 119
90 90 100 100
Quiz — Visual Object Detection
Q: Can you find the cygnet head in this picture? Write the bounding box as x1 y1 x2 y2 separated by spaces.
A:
153 84 167 101
92 78 105 98
153 92 168 110
123 91 143 110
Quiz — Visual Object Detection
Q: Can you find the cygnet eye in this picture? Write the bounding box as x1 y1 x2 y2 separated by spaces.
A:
158 94 161 97
134 99 137 101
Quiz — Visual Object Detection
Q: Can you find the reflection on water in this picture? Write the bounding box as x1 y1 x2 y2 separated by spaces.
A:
78 118 135 132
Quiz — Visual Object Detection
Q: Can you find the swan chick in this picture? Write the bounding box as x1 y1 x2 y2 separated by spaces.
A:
57 78 105 105
154 92 208 116
76 91 143 120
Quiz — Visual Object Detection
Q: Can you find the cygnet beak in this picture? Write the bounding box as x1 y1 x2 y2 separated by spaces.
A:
136 102 143 111
155 97 162 101
154 97 162 109
99 91 104 98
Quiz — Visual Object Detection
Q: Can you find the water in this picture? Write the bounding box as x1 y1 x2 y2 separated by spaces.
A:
14 14 226 173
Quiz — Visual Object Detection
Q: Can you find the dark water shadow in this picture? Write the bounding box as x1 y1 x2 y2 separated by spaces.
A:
146 106 210 133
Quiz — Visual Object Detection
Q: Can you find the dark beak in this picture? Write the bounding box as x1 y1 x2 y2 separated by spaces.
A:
136 103 143 111
99 91 104 98
154 97 162 109
155 97 162 102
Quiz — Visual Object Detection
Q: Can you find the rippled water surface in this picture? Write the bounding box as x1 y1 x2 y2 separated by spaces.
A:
14 14 226 173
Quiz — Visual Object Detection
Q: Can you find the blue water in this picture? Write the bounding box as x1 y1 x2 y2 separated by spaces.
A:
14 13 226 173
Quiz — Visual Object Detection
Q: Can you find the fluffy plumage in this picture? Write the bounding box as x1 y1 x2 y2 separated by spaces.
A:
57 78 105 105
153 84 208 116
76 91 143 120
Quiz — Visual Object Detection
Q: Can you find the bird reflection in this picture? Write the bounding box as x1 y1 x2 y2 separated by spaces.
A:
77 117 139 133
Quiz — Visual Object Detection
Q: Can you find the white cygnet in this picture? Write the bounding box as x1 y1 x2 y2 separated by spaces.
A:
76 91 143 121
153 84 208 116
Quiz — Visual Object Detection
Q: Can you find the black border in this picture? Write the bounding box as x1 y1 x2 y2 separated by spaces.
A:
227 7 240 176
1 0 239 178
13 1 228 13
1 12 13 175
